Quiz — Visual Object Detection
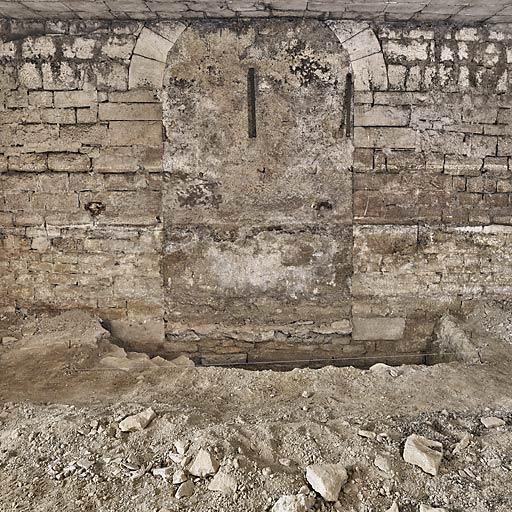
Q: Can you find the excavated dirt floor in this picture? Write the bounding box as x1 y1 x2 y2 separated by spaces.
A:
0 308 511 512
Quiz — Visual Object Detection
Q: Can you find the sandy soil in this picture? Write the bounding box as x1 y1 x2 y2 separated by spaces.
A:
0 309 511 512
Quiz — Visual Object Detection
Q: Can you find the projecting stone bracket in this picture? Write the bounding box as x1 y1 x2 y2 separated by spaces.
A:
127 20 388 92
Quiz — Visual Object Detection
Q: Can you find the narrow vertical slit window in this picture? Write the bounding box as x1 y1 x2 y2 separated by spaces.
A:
344 72 353 138
247 67 257 139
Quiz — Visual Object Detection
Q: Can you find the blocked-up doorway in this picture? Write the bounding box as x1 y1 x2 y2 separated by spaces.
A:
161 20 354 364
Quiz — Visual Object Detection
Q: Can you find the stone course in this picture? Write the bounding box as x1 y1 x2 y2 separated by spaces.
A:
1 19 512 364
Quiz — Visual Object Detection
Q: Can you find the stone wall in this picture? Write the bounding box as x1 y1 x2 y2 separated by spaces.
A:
1 19 511 365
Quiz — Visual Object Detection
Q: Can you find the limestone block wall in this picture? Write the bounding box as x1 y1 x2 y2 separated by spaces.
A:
0 18 511 365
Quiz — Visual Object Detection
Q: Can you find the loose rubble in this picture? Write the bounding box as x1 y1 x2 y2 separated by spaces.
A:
1 308 511 511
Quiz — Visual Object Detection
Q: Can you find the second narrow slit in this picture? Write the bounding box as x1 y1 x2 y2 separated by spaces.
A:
248 67 257 138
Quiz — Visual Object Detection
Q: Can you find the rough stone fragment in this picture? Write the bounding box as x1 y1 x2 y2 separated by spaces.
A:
305 463 348 502
174 439 189 454
170 355 195 367
403 434 443 476
374 453 392 473
452 433 472 455
119 407 156 432
175 480 194 499
152 466 173 480
172 469 188 484
271 494 315 512
386 503 400 512
207 470 237 494
188 449 219 477
480 416 506 428
358 429 376 439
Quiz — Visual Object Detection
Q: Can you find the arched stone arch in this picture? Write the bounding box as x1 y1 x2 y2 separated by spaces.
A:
128 20 388 92
123 18 389 361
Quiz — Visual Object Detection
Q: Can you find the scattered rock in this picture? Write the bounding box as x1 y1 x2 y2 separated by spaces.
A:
452 433 472 455
173 469 188 485
188 449 219 477
374 453 392 474
419 505 447 512
403 434 443 476
386 502 400 512
271 494 315 512
119 408 156 432
175 480 194 499
152 466 173 480
305 463 348 502
1 337 17 345
480 416 505 428
358 429 376 440
262 467 272 477
174 439 189 455
169 452 184 465
208 470 237 494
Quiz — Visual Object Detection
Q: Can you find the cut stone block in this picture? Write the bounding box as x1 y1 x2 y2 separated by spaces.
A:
352 317 406 341
128 55 166 89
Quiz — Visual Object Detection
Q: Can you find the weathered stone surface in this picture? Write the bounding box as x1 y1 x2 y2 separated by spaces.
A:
403 434 443 476
54 90 97 108
352 317 406 341
109 121 162 146
305 463 348 502
1 18 512 366
99 102 162 121
47 153 90 172
128 55 166 89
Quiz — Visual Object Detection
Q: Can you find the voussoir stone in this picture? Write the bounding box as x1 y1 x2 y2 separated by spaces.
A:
403 434 443 476
305 462 348 502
